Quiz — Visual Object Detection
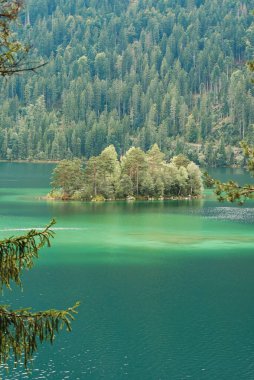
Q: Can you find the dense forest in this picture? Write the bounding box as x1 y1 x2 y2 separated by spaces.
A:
0 0 254 165
50 144 203 200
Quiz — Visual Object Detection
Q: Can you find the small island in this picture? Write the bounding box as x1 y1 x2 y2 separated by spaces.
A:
47 144 203 201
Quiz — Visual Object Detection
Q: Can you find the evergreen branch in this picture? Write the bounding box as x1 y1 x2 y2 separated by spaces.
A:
214 180 254 204
0 219 56 289
213 142 254 204
0 302 80 368
0 61 48 76
202 171 215 188
241 142 254 173
0 0 47 76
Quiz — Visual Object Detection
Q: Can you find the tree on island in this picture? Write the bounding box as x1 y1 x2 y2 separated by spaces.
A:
50 144 203 201
0 1 78 369
121 147 147 196
50 158 84 199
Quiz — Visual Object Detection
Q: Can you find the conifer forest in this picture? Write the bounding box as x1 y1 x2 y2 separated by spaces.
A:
0 0 254 166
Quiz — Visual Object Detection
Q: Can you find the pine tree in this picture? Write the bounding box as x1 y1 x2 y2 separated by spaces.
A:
121 147 147 196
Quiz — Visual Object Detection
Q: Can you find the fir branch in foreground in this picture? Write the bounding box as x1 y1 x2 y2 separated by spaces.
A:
0 0 47 76
214 180 254 204
0 302 80 368
213 142 254 204
0 219 56 289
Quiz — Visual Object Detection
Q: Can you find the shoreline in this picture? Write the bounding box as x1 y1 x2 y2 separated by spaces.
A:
43 194 202 202
0 159 59 164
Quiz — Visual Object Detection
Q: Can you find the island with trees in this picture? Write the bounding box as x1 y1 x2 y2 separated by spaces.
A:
48 144 203 201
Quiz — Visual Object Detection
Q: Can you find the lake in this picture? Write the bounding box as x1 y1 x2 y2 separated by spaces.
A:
1 164 254 379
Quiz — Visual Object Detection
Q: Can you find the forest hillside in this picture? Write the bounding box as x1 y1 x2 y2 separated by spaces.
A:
0 0 254 165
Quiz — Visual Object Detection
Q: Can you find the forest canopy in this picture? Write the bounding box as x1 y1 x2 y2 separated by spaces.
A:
0 0 254 165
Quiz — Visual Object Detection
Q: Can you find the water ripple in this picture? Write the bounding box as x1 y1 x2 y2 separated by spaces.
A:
193 207 254 224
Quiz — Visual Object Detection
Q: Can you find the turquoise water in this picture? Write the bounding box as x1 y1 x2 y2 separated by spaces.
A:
1 164 254 379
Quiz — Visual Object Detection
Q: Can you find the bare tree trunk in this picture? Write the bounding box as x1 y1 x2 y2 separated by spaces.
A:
136 168 139 196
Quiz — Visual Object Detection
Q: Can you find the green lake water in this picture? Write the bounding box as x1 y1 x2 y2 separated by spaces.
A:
1 164 254 379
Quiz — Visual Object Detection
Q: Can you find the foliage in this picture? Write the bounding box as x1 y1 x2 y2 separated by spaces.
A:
0 302 79 368
0 0 253 163
0 219 55 289
202 171 215 188
213 38 254 204
50 144 203 200
92 194 105 202
214 142 254 204
214 180 254 204
0 0 45 75
121 147 147 196
0 220 79 368
51 158 84 197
